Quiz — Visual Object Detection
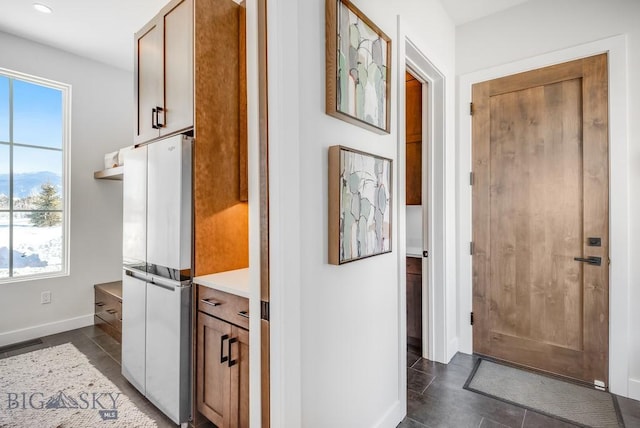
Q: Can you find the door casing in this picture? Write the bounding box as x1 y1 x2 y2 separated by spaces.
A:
457 35 630 396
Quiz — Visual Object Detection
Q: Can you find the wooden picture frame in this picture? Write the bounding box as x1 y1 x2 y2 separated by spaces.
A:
325 0 391 134
329 145 392 265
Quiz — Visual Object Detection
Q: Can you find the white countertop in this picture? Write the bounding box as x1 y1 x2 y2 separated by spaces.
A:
407 246 423 258
194 268 250 298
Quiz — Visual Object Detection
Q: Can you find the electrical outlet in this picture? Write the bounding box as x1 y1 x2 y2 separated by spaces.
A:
41 291 51 304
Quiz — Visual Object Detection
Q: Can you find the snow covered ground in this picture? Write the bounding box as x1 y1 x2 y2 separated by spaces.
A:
0 215 62 278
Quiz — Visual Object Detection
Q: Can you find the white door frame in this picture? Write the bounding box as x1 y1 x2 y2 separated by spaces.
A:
400 37 448 364
456 35 630 397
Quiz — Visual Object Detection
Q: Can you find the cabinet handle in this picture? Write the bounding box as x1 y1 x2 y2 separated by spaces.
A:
106 309 118 315
95 302 105 307
237 310 249 319
201 298 222 307
152 107 158 129
156 106 164 128
228 337 238 367
220 334 229 364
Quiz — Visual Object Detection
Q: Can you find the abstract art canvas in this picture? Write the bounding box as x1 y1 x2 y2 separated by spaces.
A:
329 146 392 265
326 0 391 134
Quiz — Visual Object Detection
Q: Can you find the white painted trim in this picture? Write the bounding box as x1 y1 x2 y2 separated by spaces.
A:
629 378 640 401
267 0 302 426
0 314 93 347
456 35 630 396
405 38 448 364
245 0 262 426
373 400 404 428
396 16 408 426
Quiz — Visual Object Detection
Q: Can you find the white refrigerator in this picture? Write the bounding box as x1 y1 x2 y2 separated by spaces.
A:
121 134 193 425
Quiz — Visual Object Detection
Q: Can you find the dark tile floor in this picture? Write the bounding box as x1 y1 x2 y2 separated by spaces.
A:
399 348 640 428
0 326 179 427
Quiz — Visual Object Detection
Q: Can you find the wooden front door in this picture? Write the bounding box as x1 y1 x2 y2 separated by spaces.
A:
472 54 609 386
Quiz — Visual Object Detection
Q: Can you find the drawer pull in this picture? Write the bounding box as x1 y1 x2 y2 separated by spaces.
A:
106 309 118 315
201 298 222 307
95 302 105 307
220 334 229 363
237 311 249 319
228 337 238 367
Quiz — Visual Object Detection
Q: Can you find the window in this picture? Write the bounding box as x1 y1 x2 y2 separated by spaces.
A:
0 68 70 282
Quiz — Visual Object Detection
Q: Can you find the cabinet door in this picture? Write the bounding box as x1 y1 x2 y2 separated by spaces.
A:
135 21 162 144
405 73 422 206
197 312 232 427
229 326 249 428
406 258 422 348
162 0 194 137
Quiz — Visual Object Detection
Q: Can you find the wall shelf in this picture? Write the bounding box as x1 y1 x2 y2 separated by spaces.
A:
94 166 123 181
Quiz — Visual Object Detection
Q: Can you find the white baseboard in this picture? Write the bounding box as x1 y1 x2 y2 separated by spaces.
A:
447 337 459 363
0 314 94 347
373 400 403 428
629 378 640 401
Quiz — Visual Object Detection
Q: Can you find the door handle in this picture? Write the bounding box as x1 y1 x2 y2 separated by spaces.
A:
228 337 238 367
220 334 229 364
574 256 601 266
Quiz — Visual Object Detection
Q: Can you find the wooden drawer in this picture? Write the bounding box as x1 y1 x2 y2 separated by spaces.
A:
94 281 123 342
407 256 422 275
95 289 121 325
197 285 249 330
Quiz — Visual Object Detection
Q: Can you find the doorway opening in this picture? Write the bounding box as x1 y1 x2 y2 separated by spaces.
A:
402 38 448 367
405 70 427 358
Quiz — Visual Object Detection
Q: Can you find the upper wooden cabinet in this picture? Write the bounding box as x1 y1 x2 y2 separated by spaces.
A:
406 72 422 206
134 0 194 144
135 0 249 275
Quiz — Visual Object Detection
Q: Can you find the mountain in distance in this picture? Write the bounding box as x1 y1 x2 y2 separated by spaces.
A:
0 172 61 199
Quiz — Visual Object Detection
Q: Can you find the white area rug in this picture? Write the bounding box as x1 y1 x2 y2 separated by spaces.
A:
0 343 157 427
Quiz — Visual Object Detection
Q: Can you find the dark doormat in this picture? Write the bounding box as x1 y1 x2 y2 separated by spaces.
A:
464 358 624 428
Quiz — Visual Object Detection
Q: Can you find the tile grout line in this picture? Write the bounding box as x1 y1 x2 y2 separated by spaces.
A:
478 416 484 428
521 410 526 428
420 374 436 394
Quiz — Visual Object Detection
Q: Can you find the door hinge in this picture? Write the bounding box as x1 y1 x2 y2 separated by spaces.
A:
470 171 474 186
261 300 270 321
470 312 474 326
470 241 475 255
470 102 474 116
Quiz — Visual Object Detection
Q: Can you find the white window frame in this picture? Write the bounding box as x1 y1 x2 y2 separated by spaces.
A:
0 67 71 283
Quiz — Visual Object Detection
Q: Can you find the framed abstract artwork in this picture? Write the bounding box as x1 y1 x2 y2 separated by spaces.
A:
328 145 392 265
325 0 391 134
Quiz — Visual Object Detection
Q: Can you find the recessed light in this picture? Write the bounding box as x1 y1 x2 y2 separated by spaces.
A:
33 3 53 14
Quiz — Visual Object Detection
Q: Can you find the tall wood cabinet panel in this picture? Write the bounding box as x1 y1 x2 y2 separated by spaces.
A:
134 0 194 144
193 0 248 276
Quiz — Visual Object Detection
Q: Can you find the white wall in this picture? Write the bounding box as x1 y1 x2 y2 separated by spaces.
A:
0 31 131 344
268 0 455 426
455 0 640 399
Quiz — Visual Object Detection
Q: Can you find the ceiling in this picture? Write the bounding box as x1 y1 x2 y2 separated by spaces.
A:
0 0 529 72
0 0 167 71
439 0 530 25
